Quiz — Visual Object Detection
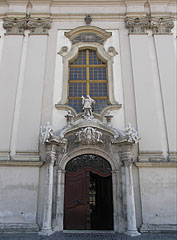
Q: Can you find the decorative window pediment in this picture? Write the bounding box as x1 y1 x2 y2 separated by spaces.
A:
65 26 112 45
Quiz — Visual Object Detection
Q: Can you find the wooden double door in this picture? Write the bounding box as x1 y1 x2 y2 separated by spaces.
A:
64 167 113 230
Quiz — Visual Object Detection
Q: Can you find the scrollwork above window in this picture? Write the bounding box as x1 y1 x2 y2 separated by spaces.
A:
65 26 112 45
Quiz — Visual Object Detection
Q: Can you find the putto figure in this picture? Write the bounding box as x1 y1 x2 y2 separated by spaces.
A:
81 95 95 119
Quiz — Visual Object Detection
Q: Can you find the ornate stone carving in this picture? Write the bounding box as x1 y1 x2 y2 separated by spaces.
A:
40 122 54 144
75 127 103 145
65 110 74 125
27 17 51 35
125 123 140 144
125 17 150 34
107 46 118 57
85 15 92 25
125 16 174 35
3 17 26 35
151 17 174 34
104 111 113 126
121 144 133 167
72 33 104 45
58 46 69 56
3 16 51 35
65 154 111 173
81 95 95 120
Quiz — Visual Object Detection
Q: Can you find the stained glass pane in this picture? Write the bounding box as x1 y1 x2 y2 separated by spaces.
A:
69 83 86 97
68 99 82 113
89 50 105 65
90 83 107 97
69 67 86 80
89 67 106 80
70 50 86 65
94 99 108 113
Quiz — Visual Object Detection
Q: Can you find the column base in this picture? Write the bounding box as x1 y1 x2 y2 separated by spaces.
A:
39 229 55 236
125 230 141 237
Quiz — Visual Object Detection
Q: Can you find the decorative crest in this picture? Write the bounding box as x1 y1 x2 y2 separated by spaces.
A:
125 123 140 144
75 127 103 145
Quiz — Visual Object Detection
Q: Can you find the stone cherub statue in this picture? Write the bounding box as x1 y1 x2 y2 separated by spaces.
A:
81 95 95 119
125 122 140 144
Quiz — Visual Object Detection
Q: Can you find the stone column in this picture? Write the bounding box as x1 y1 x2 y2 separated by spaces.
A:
121 144 140 237
40 144 56 236
55 168 65 231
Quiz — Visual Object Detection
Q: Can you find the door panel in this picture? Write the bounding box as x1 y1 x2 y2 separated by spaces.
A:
64 170 89 229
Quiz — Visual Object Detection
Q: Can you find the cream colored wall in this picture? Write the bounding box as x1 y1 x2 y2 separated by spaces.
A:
139 167 177 225
0 166 39 223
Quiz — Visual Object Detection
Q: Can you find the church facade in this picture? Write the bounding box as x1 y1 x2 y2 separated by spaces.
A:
0 0 176 236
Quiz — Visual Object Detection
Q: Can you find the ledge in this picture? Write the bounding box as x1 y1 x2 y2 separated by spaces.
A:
140 224 177 233
0 160 44 167
135 162 177 168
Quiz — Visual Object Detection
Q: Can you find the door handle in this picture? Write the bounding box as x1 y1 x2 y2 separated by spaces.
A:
77 200 82 204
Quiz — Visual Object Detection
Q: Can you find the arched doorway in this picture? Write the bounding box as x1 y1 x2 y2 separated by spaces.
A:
64 154 113 230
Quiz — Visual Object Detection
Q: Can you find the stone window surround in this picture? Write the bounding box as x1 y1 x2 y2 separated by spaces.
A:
56 37 121 116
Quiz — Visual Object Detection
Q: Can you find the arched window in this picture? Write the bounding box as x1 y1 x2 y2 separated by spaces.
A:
68 48 108 113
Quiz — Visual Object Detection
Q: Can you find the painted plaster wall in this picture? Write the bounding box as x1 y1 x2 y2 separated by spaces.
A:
0 167 39 223
139 167 177 225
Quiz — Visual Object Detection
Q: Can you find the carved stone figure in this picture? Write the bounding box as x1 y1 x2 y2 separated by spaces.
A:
125 123 140 144
40 122 54 144
65 110 74 125
75 127 103 145
81 95 95 120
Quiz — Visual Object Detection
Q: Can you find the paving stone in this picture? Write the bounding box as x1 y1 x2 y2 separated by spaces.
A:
1 232 177 240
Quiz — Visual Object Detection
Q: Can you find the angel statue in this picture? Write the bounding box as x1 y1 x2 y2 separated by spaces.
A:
39 122 54 144
81 95 95 119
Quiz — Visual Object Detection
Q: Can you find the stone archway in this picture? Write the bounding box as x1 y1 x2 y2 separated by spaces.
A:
39 110 141 236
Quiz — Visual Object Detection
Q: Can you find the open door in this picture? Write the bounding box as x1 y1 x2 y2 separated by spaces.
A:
64 169 89 229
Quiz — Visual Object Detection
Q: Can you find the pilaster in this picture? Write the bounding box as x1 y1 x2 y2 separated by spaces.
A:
15 17 51 157
126 16 164 161
152 17 176 160
0 17 24 159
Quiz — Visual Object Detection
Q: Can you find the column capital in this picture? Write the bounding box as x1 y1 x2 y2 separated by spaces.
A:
45 144 57 165
151 17 174 34
3 17 26 35
27 17 51 35
125 17 150 34
3 16 51 35
120 144 133 167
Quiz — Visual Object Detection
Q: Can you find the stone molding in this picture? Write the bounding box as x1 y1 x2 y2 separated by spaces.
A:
140 223 177 233
3 16 51 35
125 16 174 34
0 160 44 167
135 162 177 168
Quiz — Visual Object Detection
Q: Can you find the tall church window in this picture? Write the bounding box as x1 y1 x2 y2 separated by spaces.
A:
68 49 108 113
